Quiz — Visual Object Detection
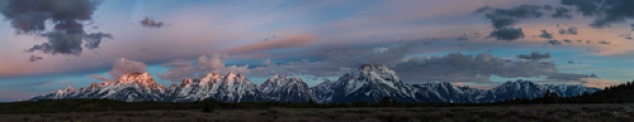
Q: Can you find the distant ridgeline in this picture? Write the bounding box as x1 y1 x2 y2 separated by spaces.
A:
500 81 634 104
31 64 600 104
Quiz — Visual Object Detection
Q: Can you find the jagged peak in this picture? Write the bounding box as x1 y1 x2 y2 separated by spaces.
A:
359 64 388 71
180 78 194 87
116 72 158 87
65 86 75 92
88 82 99 89
203 72 223 79
357 64 396 76
288 77 302 82
268 74 287 80
99 81 113 86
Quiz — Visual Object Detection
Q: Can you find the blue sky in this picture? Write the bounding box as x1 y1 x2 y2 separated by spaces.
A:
1 0 634 101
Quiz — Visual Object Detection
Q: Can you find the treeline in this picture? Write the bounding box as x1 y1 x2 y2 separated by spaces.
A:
201 97 470 111
0 99 200 113
499 81 634 104
1 97 476 113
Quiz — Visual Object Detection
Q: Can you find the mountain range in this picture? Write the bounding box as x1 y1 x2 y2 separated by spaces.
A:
31 64 600 103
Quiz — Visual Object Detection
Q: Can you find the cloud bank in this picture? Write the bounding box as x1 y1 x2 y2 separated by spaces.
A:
109 58 147 79
160 54 249 82
0 0 112 57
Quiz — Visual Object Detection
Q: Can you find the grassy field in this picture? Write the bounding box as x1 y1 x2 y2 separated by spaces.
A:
1 104 633 122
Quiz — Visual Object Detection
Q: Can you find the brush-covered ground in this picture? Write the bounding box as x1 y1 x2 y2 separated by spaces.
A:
1 104 633 122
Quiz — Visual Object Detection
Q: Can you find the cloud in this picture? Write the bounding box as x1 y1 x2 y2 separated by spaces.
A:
546 73 597 81
558 26 578 35
373 47 389 54
489 27 525 41
516 51 551 61
538 30 553 39
478 5 545 41
618 34 631 39
226 34 315 54
28 55 43 62
249 44 414 77
89 75 112 82
393 52 596 83
551 7 573 19
159 59 198 82
0 0 111 57
581 78 619 88
394 53 554 82
140 17 165 28
247 43 594 84
26 30 84 56
547 39 562 46
262 59 272 65
457 33 469 41
108 58 147 79
198 54 228 71
84 32 113 49
598 40 611 45
561 0 634 28
160 54 249 82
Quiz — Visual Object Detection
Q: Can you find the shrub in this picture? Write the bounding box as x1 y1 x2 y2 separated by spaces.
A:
203 102 215 113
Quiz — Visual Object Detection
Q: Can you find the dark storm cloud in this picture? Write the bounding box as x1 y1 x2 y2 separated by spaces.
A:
140 17 165 28
516 51 551 61
558 26 578 35
28 55 42 62
0 0 111 57
539 30 553 39
561 0 634 28
489 27 525 41
27 31 84 56
478 5 545 41
393 52 594 83
552 7 573 19
0 0 99 33
547 39 562 46
84 32 113 49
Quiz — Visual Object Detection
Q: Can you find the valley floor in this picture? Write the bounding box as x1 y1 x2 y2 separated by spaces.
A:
1 104 633 122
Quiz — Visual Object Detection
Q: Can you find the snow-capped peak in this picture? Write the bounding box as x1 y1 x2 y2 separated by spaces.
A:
65 86 75 92
259 74 315 102
116 72 158 87
88 82 99 89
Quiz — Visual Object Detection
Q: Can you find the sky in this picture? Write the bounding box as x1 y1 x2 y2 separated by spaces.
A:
1 0 634 101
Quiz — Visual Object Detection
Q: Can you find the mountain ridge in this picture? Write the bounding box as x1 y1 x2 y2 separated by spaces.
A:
32 64 600 103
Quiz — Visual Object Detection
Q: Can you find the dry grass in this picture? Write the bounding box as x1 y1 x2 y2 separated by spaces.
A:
1 104 633 122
